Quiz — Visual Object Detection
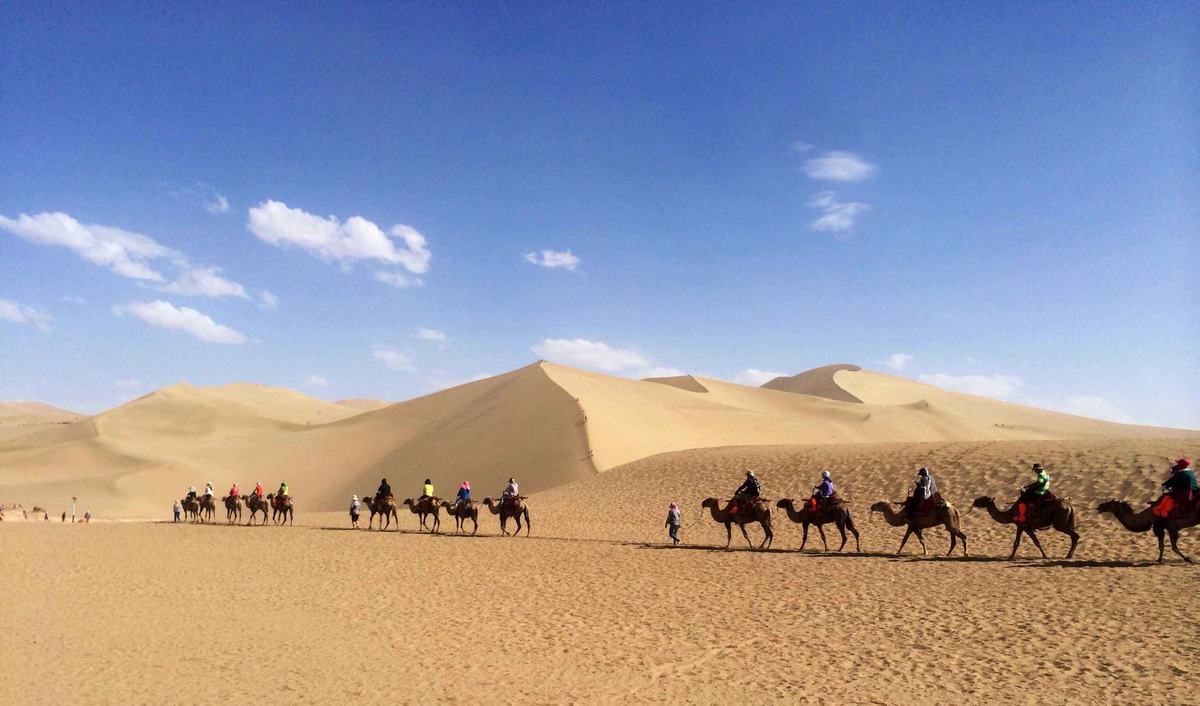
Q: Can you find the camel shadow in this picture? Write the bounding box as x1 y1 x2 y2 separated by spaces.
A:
895 554 1011 564
1008 558 1163 569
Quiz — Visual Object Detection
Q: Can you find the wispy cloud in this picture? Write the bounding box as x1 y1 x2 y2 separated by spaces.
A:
248 201 431 279
60 295 87 304
919 372 1023 400
205 193 230 215
734 369 785 386
259 290 279 310
113 300 246 344
809 191 869 232
373 346 416 372
374 271 424 288
304 374 331 388
524 249 580 271
0 212 184 282
803 151 877 182
531 337 681 379
161 266 248 299
0 298 53 332
415 328 448 344
883 353 914 371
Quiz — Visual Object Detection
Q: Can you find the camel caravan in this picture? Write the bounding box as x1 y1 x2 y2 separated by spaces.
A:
699 459 1199 563
166 459 1200 562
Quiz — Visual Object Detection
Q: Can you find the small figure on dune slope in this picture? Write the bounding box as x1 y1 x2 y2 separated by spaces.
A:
665 502 682 546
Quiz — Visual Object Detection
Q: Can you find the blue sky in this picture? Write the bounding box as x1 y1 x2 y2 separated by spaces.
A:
1 2 1197 427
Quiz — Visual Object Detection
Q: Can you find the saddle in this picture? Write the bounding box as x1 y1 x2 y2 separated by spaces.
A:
271 495 289 509
1152 490 1198 519
729 496 768 515
499 496 523 511
913 493 945 516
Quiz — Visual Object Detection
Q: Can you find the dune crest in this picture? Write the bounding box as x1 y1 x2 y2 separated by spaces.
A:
0 362 1195 516
760 364 864 403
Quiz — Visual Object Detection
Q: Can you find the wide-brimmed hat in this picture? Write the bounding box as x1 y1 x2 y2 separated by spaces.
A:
1174 458 1192 471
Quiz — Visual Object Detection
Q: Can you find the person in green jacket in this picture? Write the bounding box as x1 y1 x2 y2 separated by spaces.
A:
1014 463 1050 522
277 481 289 498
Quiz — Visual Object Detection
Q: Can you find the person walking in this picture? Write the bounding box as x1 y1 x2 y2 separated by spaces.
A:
665 502 682 546
350 495 361 528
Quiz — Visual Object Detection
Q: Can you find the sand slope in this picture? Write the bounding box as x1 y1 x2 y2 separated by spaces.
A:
0 363 1195 516
0 401 84 443
761 363 864 402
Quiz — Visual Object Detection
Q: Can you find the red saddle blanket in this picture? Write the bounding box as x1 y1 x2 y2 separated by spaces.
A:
915 493 945 515
729 497 768 514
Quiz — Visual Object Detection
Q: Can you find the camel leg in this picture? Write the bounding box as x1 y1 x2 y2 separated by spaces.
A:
1063 528 1080 560
847 516 861 553
799 523 809 552
471 515 478 535
523 508 531 537
1009 526 1024 559
737 522 753 548
897 527 913 555
834 520 847 552
957 529 968 556
816 524 829 552
914 528 927 555
723 522 732 548
1155 525 1166 563
1167 527 1193 563
945 520 958 556
759 520 773 549
1026 528 1047 559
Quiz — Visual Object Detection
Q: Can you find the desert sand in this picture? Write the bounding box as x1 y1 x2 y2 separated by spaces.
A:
2 365 1197 704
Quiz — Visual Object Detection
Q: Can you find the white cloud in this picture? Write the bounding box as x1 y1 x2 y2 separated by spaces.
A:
1054 395 1138 425
113 300 246 344
919 372 1023 400
734 369 785 386
425 371 491 392
643 366 686 378
0 299 52 332
0 211 185 281
533 338 650 372
883 353 914 371
259 290 278 309
415 328 448 343
373 347 416 372
248 200 431 275
524 249 580 271
374 270 424 288
809 191 869 232
803 151 877 182
60 295 87 304
161 266 248 299
205 193 230 215
304 374 331 388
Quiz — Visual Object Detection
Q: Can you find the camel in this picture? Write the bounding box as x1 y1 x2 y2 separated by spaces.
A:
971 496 1078 560
362 495 399 530
223 495 242 524
701 498 773 549
198 494 217 523
1098 499 1198 563
440 499 479 535
482 497 530 537
243 493 269 526
869 498 967 556
268 493 294 526
180 496 200 523
776 498 860 552
402 497 441 533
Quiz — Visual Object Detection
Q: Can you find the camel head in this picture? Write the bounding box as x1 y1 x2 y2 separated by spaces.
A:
971 496 995 510
868 501 890 514
775 498 795 510
701 498 719 510
402 498 414 507
1096 499 1129 515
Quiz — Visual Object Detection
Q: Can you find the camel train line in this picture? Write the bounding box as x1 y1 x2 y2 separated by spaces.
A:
698 459 1199 564
183 490 533 538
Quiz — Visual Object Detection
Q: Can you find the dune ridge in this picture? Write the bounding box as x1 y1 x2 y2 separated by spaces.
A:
0 362 1195 516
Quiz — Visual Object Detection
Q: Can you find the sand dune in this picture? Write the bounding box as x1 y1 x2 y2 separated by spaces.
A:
761 363 864 402
0 362 1195 517
4 438 1197 705
643 374 709 393
0 401 84 443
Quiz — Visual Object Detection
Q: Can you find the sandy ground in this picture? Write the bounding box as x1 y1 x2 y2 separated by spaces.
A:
4 440 1197 705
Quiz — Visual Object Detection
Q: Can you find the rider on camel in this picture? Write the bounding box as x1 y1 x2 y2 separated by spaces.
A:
454 481 471 510
228 482 240 499
253 481 264 497
1154 458 1197 518
376 477 392 502
810 471 835 511
203 481 214 498
906 467 938 518
277 481 289 499
501 478 519 508
728 470 762 514
418 479 433 506
186 485 197 502
1014 463 1051 523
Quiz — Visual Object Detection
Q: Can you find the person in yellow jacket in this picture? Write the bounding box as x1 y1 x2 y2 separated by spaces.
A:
277 481 289 498
419 478 433 501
